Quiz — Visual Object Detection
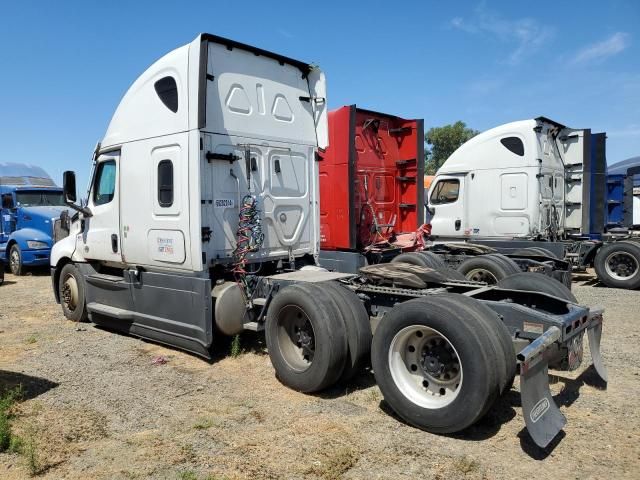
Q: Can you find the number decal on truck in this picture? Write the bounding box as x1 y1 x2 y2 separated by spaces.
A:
214 199 234 208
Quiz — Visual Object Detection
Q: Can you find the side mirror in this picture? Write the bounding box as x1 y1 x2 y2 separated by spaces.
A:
63 171 77 203
1 194 14 209
62 171 92 217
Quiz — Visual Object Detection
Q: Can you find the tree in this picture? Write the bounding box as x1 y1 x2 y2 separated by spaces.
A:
425 121 479 175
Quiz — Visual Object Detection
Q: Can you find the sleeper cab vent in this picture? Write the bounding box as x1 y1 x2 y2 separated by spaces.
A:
154 76 178 113
500 137 525 157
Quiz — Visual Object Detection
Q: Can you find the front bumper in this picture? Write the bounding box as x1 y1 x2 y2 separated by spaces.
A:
20 248 52 266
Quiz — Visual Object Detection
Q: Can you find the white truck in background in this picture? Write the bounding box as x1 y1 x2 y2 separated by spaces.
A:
427 117 640 289
50 35 607 448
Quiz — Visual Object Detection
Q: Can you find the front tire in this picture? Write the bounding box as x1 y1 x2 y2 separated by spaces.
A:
9 244 24 276
371 296 500 433
58 263 89 322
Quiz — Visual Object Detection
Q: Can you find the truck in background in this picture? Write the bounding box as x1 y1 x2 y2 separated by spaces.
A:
318 105 425 271
1 162 68 275
317 107 572 287
606 156 640 230
426 117 640 289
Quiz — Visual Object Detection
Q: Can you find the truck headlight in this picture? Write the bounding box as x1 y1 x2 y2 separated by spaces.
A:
27 241 49 249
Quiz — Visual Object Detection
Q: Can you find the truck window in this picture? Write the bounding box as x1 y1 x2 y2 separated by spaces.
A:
93 160 116 206
500 137 525 156
430 179 459 205
15 191 65 207
154 76 178 113
157 160 173 207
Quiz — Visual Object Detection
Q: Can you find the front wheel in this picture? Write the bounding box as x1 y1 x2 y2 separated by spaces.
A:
9 244 24 276
58 263 89 322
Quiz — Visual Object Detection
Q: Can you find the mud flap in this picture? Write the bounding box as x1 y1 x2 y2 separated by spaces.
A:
587 310 608 382
518 326 566 448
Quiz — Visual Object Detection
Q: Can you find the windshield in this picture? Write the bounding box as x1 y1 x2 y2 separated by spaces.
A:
15 191 65 207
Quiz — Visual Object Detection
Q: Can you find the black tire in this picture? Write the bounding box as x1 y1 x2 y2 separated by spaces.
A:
58 263 89 322
457 254 519 284
594 241 640 289
497 272 577 302
484 253 521 274
322 282 372 382
9 244 24 276
435 267 468 281
416 251 446 269
391 252 432 268
432 295 513 399
265 283 348 393
371 295 500 433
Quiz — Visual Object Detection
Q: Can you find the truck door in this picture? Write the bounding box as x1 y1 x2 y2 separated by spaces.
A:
82 152 123 263
428 175 465 237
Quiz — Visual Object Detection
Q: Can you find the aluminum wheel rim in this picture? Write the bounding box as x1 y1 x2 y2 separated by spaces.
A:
276 305 315 372
604 251 639 281
465 268 497 284
62 274 80 312
10 249 20 272
388 325 463 409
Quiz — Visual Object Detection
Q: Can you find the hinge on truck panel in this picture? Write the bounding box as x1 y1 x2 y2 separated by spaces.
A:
201 227 212 242
288 248 295 270
206 151 240 162
389 127 412 135
396 159 416 166
206 74 215 81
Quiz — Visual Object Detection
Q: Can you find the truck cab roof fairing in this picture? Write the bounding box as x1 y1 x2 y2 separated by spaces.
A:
101 34 318 149
437 119 538 174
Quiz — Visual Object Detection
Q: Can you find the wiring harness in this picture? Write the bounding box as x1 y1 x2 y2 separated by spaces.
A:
232 194 265 298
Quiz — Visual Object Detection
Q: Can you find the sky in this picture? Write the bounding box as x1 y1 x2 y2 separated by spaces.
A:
1 0 639 190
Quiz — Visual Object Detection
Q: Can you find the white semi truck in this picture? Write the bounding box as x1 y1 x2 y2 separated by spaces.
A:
51 35 607 448
427 117 640 290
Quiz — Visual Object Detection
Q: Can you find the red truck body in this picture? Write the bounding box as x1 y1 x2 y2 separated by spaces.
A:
319 105 424 252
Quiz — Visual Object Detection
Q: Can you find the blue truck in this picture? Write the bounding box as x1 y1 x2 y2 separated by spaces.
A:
1 162 68 275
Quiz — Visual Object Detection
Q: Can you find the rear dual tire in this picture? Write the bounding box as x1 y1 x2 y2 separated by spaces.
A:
594 241 640 290
265 282 371 393
457 253 520 284
371 294 515 434
391 251 445 269
497 271 577 303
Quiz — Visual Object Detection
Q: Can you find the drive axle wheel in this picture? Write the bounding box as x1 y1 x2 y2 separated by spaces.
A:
372 296 500 433
266 284 348 393
457 254 520 284
594 241 640 289
389 326 462 408
277 305 316 368
604 251 638 281
58 263 88 322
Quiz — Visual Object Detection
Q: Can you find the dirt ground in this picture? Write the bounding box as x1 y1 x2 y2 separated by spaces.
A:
1 270 639 480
